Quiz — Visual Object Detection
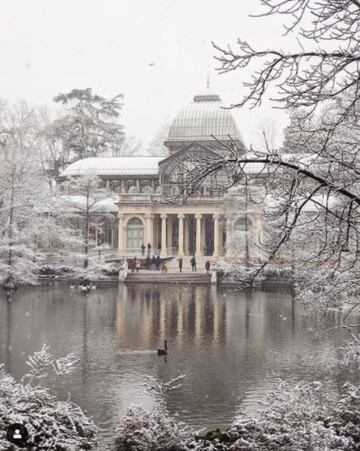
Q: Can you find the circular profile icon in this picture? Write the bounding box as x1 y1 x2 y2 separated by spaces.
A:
6 423 29 447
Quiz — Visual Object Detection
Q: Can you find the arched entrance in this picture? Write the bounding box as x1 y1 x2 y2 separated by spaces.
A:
126 217 144 252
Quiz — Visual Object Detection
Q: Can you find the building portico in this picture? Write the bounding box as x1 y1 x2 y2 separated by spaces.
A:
117 207 226 257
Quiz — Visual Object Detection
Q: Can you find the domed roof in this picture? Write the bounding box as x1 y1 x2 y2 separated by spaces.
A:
167 91 244 143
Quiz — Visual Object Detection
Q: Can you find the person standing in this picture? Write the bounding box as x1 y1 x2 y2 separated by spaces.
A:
190 256 196 272
155 254 161 271
151 255 156 270
178 257 183 273
147 242 152 255
146 254 151 270
205 260 210 274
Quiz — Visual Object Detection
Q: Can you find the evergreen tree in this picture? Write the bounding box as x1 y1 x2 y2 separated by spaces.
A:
53 88 125 162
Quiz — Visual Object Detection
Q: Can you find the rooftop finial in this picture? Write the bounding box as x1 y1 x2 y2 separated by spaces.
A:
206 73 210 90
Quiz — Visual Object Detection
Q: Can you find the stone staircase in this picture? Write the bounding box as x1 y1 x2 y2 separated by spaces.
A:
166 256 214 273
125 271 211 284
124 255 219 284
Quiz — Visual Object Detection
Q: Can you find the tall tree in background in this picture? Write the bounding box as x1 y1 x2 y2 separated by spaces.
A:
53 88 125 163
62 173 110 268
0 102 45 288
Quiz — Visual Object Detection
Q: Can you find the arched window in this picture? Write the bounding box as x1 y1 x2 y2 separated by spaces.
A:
126 217 144 251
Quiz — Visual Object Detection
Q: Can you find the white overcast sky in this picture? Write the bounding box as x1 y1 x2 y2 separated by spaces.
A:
0 0 297 149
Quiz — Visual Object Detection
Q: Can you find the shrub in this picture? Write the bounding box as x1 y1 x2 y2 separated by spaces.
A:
111 375 193 451
0 345 97 450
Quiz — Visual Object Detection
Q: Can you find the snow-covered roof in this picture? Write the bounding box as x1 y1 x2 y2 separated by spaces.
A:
61 157 163 177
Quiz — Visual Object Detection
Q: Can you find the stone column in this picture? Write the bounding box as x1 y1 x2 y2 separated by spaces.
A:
225 216 234 257
118 213 125 254
195 213 202 256
160 213 167 256
213 213 220 257
167 215 173 254
184 216 190 255
177 213 185 256
145 213 154 248
201 216 206 255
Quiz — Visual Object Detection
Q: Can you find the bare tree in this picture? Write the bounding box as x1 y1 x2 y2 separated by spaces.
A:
62 173 111 268
163 2 360 324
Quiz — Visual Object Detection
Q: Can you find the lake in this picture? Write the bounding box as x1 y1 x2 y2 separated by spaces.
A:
0 282 347 448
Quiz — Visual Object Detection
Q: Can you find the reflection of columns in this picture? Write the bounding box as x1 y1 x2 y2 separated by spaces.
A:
184 216 190 256
145 213 154 247
118 213 125 254
195 213 202 256
177 213 185 256
160 213 167 256
213 213 220 257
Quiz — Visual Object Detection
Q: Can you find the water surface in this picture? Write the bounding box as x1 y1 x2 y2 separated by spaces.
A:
0 283 346 448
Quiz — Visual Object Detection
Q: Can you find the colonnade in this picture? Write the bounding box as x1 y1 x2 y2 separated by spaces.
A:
118 211 224 257
117 211 261 258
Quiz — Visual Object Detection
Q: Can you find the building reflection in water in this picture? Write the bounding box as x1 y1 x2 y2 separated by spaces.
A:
114 283 336 429
0 283 344 446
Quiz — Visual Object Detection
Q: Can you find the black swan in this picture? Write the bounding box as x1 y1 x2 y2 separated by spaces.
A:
157 340 167 356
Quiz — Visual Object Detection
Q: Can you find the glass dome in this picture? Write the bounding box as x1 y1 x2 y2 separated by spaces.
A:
167 91 244 143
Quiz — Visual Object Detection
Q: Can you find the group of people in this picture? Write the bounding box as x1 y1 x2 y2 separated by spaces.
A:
131 243 212 274
178 256 211 274
145 254 163 271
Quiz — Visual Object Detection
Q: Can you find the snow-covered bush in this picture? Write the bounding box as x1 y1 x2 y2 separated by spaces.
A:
189 381 355 451
112 405 192 451
227 381 351 451
340 334 360 369
214 261 293 286
0 345 97 450
39 264 75 277
111 375 193 451
110 373 360 450
0 241 40 289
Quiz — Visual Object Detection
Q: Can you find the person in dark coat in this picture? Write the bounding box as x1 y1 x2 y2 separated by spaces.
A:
151 255 156 270
190 256 196 272
155 254 161 271
147 242 152 255
205 260 211 274
178 257 183 273
146 254 151 270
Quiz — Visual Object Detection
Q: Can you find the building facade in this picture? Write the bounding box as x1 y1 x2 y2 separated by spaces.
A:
61 90 265 260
